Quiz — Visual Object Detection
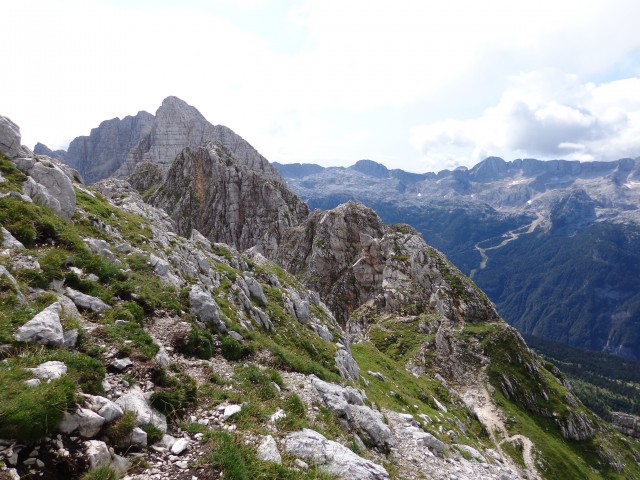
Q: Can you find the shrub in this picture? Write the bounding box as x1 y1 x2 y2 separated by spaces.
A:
80 466 120 480
141 424 163 445
105 410 136 444
177 327 213 360
220 336 252 361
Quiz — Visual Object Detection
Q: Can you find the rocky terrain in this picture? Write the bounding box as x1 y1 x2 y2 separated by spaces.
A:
3 101 638 480
274 157 640 361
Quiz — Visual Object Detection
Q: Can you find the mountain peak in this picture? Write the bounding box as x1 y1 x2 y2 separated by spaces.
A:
350 159 389 178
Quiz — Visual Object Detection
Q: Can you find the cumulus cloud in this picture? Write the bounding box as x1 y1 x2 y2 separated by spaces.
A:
411 71 640 166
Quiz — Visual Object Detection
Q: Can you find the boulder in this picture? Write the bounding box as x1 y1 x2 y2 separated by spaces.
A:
189 285 227 333
29 361 67 381
65 287 111 313
284 429 389 480
21 159 76 219
171 438 189 455
335 348 361 381
257 435 281 464
115 387 167 432
349 405 394 451
59 408 106 438
222 404 242 421
0 266 25 303
84 395 124 423
244 275 268 306
0 115 21 158
14 302 64 347
84 440 111 469
1 227 25 249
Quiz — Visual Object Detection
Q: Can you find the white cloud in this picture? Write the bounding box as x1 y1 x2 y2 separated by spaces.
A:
3 0 640 172
411 71 640 167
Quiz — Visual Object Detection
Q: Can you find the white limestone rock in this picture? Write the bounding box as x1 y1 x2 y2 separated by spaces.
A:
1 227 24 249
29 361 67 381
189 284 226 333
257 435 281 464
84 440 111 469
284 429 389 480
115 387 167 433
0 115 21 158
59 408 106 438
14 302 64 347
65 287 111 313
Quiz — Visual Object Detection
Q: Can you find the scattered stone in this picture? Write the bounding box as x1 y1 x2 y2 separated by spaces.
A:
257 435 282 464
65 287 111 312
171 438 189 455
111 357 133 371
222 404 242 421
84 395 124 422
228 331 244 341
454 444 486 462
29 361 67 380
368 371 386 382
14 302 64 347
1 227 25 249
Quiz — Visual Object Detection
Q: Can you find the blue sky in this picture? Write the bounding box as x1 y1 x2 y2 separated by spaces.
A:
3 0 640 173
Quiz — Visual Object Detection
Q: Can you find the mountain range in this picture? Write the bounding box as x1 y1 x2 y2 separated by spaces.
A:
3 96 637 479
273 157 640 360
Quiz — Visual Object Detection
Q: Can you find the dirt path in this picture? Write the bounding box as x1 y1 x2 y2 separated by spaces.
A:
462 385 542 480
470 213 545 279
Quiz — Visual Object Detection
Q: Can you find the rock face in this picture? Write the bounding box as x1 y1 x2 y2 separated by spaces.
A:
611 412 640 439
13 156 77 219
115 96 284 184
149 141 308 255
284 429 389 480
39 96 285 187
276 156 640 359
0 115 21 158
36 111 154 184
275 201 497 325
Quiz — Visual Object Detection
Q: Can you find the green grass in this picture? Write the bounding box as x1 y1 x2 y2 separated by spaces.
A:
0 362 76 441
96 321 159 360
0 154 27 193
201 430 335 480
80 466 120 480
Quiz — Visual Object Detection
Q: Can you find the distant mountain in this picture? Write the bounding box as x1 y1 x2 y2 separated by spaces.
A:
275 156 640 359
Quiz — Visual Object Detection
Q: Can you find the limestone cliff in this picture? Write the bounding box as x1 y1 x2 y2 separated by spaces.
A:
148 141 307 256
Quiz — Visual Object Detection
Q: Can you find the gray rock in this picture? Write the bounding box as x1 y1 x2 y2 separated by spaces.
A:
63 329 78 348
149 253 182 287
29 361 67 380
228 331 244 341
244 276 268 306
21 159 76 219
257 435 281 464
115 387 167 432
111 357 133 371
335 348 361 381
0 115 21 158
1 227 25 249
59 408 106 438
189 285 227 333
14 302 64 347
84 238 117 262
155 347 171 366
251 306 273 330
84 395 124 423
25 378 41 387
190 229 212 251
284 429 389 480
65 287 111 313
453 444 486 462
612 411 640 438
368 371 386 382
0 266 25 303
84 440 112 469
416 431 447 454
128 427 148 448
349 405 394 451
222 404 242 421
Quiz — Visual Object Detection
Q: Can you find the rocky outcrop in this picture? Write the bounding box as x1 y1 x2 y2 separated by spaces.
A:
115 96 284 184
0 115 21 158
37 111 154 184
275 202 497 324
284 428 389 480
14 303 65 347
12 156 77 219
611 412 640 439
149 141 308 255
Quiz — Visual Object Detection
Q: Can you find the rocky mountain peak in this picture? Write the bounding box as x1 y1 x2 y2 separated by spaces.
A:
146 140 306 256
350 160 390 178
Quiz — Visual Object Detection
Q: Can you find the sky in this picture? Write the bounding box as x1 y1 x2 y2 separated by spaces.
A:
3 0 640 173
